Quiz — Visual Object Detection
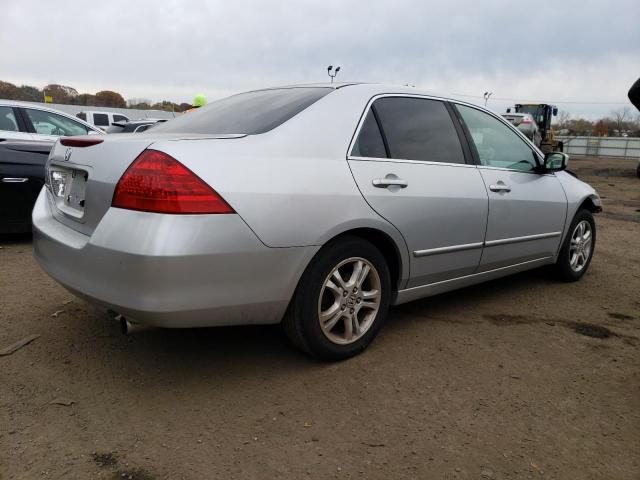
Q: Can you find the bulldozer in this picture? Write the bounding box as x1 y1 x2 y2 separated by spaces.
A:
507 103 564 153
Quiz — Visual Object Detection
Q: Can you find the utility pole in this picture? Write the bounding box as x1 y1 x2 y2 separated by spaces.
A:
327 65 341 83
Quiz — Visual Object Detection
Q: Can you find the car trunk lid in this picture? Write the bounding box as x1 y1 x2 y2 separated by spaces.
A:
46 133 245 236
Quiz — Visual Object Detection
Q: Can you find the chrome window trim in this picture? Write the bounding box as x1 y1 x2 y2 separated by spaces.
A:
477 165 555 177
346 93 470 166
348 156 477 169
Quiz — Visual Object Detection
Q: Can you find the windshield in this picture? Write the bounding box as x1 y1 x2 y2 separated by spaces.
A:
152 87 333 135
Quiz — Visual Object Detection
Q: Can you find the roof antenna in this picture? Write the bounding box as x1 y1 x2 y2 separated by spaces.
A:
327 65 341 83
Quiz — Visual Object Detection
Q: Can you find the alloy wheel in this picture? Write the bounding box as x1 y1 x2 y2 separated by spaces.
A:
317 257 382 345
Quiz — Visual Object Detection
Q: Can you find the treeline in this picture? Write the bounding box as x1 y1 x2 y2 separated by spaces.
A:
0 80 192 112
554 108 639 137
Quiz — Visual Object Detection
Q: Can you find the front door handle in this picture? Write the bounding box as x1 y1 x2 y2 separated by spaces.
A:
489 182 511 193
372 178 408 188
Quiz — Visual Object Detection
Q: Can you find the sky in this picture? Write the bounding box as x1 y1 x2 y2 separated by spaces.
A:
3 0 639 119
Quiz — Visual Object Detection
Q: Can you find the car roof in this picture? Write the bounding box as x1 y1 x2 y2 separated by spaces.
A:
0 100 105 133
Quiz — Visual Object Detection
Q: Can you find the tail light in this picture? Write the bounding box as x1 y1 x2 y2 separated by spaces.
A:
112 150 234 214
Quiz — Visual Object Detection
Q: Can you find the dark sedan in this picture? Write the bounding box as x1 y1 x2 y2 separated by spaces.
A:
0 140 52 233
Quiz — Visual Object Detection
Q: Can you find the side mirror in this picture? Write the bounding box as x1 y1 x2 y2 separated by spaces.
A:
543 152 568 172
506 108 511 113
552 107 558 116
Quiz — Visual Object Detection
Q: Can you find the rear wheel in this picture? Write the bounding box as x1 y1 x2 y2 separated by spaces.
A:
553 209 596 281
283 237 391 361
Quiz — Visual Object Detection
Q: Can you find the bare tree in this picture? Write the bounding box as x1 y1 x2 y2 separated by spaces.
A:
556 110 570 129
612 107 632 136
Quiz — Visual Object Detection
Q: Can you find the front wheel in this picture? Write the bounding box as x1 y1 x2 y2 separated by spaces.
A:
283 236 391 361
553 209 596 282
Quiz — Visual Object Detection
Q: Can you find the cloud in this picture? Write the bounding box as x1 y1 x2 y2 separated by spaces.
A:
2 0 639 117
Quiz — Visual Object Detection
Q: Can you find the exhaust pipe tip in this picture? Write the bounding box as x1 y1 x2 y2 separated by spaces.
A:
114 314 149 335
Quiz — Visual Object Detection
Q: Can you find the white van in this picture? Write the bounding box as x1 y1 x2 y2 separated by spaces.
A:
77 111 130 131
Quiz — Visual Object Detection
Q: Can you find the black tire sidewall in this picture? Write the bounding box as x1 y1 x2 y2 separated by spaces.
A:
557 209 596 281
295 237 391 361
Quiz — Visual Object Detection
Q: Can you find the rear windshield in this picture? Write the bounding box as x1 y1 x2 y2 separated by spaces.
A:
152 87 332 135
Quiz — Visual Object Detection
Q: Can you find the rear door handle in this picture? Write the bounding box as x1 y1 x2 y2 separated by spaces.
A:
489 183 511 193
1 177 29 183
372 178 408 188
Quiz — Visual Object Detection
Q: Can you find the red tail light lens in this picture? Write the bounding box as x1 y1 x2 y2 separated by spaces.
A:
112 150 234 214
60 137 104 147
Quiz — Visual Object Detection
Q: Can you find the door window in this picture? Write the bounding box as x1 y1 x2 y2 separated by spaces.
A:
93 113 109 127
456 105 538 171
0 106 19 131
24 109 89 136
351 110 387 158
372 97 465 164
113 114 128 123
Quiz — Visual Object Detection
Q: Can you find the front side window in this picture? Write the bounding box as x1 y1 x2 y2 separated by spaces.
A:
456 104 537 171
24 109 89 136
93 113 109 126
370 97 465 164
153 87 332 135
76 112 87 121
113 114 128 123
0 106 19 132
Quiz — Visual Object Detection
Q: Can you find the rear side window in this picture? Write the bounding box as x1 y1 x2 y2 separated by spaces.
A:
351 110 387 158
373 97 465 164
93 113 109 126
152 87 332 135
0 106 19 131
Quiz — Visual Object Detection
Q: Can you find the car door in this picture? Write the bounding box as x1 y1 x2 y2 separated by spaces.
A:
454 104 567 271
21 107 91 141
348 96 489 288
0 106 35 141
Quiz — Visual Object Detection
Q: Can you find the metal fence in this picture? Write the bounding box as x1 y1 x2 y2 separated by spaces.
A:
557 136 640 159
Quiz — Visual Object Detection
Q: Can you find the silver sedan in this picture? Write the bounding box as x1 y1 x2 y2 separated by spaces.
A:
33 83 601 360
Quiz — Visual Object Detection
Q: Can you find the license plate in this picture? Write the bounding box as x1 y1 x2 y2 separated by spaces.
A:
49 166 88 216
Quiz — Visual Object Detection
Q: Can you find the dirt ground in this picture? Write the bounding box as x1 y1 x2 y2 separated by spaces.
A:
1 156 639 480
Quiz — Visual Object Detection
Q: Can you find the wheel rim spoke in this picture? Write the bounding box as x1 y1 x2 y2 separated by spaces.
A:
318 256 382 345
569 220 593 273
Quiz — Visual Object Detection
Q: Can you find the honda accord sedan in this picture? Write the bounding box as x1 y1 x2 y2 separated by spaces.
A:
33 83 601 360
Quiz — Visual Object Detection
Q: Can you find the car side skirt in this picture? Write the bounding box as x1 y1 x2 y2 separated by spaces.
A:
394 256 555 305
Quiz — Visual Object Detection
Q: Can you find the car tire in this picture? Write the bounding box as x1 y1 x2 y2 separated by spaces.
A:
553 209 596 282
636 161 640 178
282 236 391 361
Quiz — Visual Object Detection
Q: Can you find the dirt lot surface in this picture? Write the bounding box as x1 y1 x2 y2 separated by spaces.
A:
1 156 639 480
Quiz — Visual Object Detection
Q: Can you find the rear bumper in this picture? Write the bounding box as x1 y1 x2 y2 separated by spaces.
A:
32 188 318 327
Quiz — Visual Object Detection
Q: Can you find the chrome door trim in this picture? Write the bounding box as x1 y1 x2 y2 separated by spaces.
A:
1 177 29 183
394 256 554 305
412 232 561 257
413 241 483 257
484 231 562 247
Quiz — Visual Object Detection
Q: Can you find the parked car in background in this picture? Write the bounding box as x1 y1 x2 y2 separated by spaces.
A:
33 83 601 360
0 140 53 233
0 101 103 142
501 112 542 147
106 119 167 133
77 111 130 131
